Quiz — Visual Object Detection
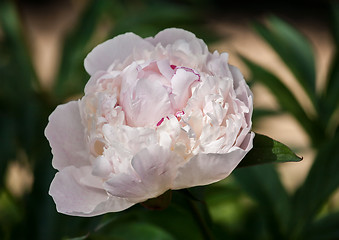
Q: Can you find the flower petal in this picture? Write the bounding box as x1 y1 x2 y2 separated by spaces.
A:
173 132 254 189
146 28 208 55
49 166 134 216
45 101 89 171
171 68 199 111
104 145 180 202
102 124 157 156
84 33 154 75
120 74 173 127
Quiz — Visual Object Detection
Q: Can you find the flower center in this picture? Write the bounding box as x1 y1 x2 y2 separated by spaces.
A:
119 61 200 127
156 110 185 127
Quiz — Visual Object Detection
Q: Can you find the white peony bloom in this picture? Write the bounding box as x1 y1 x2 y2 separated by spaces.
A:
45 28 254 216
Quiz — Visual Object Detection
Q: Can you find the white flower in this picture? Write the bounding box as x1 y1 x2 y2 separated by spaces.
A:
45 28 254 216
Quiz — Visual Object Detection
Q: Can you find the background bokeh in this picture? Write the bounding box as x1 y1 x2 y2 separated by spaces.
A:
1 0 338 239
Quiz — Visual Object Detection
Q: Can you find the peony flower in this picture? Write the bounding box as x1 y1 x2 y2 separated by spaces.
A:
45 28 254 216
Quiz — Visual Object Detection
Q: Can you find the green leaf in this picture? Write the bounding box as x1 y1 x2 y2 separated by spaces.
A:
204 180 248 232
0 0 39 93
102 222 175 240
289 130 339 238
321 3 339 126
306 212 339 240
107 1 219 44
0 114 16 185
64 236 88 240
109 2 199 37
242 57 324 146
233 164 291 238
141 190 172 210
185 186 206 202
54 0 108 99
237 133 301 168
141 191 208 240
252 108 282 126
0 190 22 227
92 191 208 240
253 16 317 107
320 50 339 129
331 1 339 46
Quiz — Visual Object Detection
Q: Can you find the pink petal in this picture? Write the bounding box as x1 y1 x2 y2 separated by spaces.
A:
173 132 254 189
104 145 180 202
45 101 89 171
49 166 134 216
146 28 208 55
157 59 175 81
84 33 154 75
121 76 173 127
102 124 157 156
171 68 199 110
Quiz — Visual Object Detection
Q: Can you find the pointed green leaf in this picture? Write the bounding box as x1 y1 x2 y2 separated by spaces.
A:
253 16 317 106
237 133 301 168
242 57 323 146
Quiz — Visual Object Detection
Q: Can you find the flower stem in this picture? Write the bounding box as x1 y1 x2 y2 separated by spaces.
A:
187 198 215 240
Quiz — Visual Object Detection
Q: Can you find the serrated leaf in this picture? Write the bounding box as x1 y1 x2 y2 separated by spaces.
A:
237 133 301 168
253 16 317 106
242 57 324 146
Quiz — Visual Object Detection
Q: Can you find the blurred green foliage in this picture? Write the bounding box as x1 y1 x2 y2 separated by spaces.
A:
241 5 339 239
0 0 338 239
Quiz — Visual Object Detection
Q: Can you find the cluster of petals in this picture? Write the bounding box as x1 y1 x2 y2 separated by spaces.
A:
45 28 254 216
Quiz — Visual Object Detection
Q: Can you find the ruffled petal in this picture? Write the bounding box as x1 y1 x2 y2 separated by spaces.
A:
104 145 180 202
146 28 208 55
102 124 157 156
173 132 254 189
84 33 154 75
171 68 200 111
45 101 89 170
120 75 173 127
49 166 134 216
